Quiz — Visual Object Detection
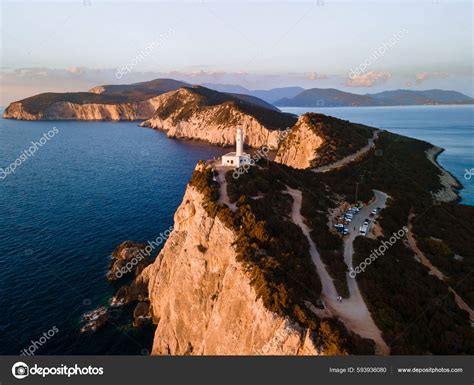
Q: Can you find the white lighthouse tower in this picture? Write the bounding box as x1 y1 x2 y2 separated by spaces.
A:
236 127 243 157
222 127 251 167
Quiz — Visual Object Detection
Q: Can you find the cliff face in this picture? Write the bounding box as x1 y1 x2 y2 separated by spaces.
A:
141 87 296 149
274 114 323 168
2 96 164 121
275 113 376 170
140 177 319 355
2 102 40 120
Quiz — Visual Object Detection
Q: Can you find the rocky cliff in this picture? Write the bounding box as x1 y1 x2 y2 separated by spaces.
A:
2 78 189 121
139 177 319 355
141 86 297 149
3 95 165 121
275 113 374 169
274 114 323 168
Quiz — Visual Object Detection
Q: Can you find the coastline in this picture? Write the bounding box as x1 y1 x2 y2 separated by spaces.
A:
426 145 463 203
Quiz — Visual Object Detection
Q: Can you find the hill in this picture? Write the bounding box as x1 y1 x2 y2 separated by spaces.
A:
275 88 473 107
2 79 282 121
202 83 305 103
141 85 297 148
275 88 377 107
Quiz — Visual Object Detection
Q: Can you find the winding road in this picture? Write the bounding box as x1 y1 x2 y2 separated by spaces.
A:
287 187 390 355
313 130 379 173
214 164 237 211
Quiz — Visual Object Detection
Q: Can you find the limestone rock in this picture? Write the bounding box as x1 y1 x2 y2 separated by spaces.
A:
275 114 323 168
141 87 296 149
139 183 321 355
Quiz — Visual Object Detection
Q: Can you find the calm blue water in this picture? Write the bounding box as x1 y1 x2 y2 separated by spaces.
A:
281 105 474 205
0 105 472 355
0 116 228 354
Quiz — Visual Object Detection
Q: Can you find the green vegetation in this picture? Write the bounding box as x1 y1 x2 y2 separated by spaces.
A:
413 203 474 308
417 238 452 259
317 130 473 354
317 131 441 206
353 232 473 354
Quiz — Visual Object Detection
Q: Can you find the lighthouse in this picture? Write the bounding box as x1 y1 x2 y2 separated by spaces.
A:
222 127 251 167
236 127 243 156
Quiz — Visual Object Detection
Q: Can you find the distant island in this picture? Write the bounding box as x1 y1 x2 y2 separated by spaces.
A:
274 88 474 107
3 79 473 123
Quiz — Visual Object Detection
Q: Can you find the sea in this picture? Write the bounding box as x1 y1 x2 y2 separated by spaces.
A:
0 105 472 354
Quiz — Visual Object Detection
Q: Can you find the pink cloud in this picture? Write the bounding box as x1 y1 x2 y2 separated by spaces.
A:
346 71 391 87
414 71 449 84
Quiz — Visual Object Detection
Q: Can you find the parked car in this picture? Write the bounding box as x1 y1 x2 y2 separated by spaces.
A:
371 208 377 215
342 228 350 235
359 224 368 236
334 224 344 229
364 219 370 225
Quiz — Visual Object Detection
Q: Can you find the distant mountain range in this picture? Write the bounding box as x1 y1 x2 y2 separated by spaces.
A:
201 83 304 104
202 83 473 107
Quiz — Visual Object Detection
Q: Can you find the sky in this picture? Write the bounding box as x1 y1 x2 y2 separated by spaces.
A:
0 0 473 105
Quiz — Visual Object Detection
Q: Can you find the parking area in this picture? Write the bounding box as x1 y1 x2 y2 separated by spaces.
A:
333 205 382 237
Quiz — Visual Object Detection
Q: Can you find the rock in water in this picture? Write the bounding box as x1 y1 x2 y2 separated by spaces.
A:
80 307 109 333
107 240 150 281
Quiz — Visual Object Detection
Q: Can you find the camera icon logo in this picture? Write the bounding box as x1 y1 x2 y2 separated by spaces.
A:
12 362 29 379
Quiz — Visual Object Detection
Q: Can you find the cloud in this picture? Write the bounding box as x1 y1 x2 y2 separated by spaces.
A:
306 72 328 81
66 66 85 75
13 68 48 77
414 71 449 84
346 71 391 87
